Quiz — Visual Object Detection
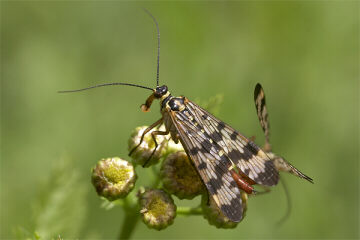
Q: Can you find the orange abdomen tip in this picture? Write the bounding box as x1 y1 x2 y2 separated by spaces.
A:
230 170 255 194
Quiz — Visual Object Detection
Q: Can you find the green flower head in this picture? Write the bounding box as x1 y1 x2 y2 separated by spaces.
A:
91 157 137 201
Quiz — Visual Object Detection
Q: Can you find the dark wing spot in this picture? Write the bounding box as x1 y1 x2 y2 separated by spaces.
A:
245 141 259 155
254 83 262 102
230 131 238 141
198 161 207 170
208 178 222 193
220 200 243 222
200 139 213 152
228 149 242 160
210 131 223 143
220 154 228 162
217 121 226 131
260 97 266 112
228 148 253 162
213 163 227 178
254 161 279 186
190 148 199 155
202 114 208 120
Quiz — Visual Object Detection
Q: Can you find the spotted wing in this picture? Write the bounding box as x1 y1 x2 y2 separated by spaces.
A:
254 83 271 152
168 110 244 222
185 101 279 186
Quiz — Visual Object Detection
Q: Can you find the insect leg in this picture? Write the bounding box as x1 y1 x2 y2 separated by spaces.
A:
276 177 292 226
251 179 291 225
252 186 271 195
142 129 170 167
128 118 163 157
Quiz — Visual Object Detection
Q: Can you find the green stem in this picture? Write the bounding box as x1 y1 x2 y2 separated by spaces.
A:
176 206 203 216
117 165 162 239
118 194 139 240
119 211 139 240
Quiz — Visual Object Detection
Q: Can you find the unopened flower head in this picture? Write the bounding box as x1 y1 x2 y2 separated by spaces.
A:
128 126 168 167
201 191 248 228
164 139 185 156
91 157 136 201
138 188 176 230
161 151 204 199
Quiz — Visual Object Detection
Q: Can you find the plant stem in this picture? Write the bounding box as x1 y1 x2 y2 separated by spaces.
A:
117 164 161 239
118 193 139 240
119 211 139 240
176 206 203 216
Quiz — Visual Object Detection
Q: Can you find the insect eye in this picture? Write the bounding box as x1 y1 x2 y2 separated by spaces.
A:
154 85 168 98
160 85 168 94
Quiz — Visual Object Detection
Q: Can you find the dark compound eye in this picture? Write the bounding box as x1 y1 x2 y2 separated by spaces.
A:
154 85 168 98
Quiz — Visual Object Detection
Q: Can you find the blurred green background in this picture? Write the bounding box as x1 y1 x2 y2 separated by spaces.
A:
1 1 358 239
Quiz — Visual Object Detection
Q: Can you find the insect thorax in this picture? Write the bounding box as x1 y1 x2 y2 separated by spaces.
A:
160 95 186 112
160 94 186 144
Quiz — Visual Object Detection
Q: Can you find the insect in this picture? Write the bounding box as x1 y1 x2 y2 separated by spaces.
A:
59 10 279 222
254 83 313 183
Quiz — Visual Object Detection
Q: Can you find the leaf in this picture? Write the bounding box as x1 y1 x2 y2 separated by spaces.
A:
30 157 88 239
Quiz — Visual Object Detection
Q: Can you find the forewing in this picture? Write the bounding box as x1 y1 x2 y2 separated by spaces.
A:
168 110 243 222
254 83 271 151
186 101 279 186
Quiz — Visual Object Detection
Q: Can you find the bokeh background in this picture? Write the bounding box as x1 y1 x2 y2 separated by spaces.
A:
1 1 358 239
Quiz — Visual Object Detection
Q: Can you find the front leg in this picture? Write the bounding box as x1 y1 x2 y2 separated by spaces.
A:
129 118 163 157
141 129 170 167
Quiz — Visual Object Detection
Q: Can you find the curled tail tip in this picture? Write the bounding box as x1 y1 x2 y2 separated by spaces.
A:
296 170 314 184
305 176 314 184
297 173 313 184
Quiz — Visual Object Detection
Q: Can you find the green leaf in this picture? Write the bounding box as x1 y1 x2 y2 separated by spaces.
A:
30 158 88 239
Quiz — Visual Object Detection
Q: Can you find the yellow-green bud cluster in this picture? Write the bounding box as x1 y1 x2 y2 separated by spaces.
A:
91 122 251 230
161 151 204 199
138 188 176 230
163 139 185 156
91 157 136 201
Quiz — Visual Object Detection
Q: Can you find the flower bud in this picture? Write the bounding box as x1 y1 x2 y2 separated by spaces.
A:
163 140 184 156
138 188 176 230
128 126 168 167
161 151 204 199
91 157 136 201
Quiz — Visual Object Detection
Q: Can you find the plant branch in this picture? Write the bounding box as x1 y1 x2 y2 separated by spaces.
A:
176 206 203 216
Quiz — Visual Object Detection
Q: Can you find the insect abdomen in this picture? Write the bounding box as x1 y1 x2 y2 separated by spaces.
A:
230 170 254 194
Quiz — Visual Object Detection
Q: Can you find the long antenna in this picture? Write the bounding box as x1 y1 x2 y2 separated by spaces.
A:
58 82 153 93
143 8 160 87
59 10 160 94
